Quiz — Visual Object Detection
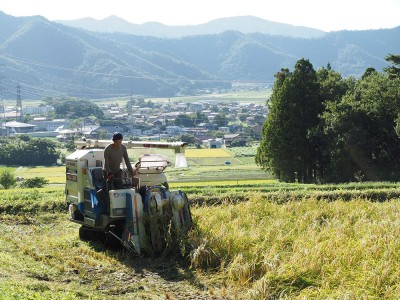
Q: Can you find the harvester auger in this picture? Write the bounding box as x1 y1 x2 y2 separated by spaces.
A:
65 140 192 256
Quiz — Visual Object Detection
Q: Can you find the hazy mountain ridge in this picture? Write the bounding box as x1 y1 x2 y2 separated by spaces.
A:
56 15 326 39
0 11 399 99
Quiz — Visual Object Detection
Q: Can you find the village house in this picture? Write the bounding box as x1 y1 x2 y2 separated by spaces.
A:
165 126 184 136
56 129 80 142
30 118 70 132
2 121 36 135
203 138 223 148
218 126 230 133
224 133 240 147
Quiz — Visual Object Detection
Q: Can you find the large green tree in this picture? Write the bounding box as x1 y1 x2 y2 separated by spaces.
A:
174 114 194 127
0 136 59 166
49 99 104 119
321 71 400 181
313 66 353 180
259 54 400 183
256 59 323 182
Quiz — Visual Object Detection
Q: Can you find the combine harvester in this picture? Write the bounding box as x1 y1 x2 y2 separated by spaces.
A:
65 139 192 256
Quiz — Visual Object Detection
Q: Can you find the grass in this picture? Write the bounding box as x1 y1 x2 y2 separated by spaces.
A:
2 184 400 298
2 175 400 298
0 188 220 299
3 147 400 298
189 193 400 299
0 213 176 299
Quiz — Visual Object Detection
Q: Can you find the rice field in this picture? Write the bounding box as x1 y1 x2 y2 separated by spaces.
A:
14 166 66 184
190 194 400 299
2 181 400 298
185 148 231 158
3 147 267 186
7 147 400 297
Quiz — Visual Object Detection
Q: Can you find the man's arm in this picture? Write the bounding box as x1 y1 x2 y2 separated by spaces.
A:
103 146 110 173
122 146 135 177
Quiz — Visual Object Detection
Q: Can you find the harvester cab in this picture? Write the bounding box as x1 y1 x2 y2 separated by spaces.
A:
65 140 192 256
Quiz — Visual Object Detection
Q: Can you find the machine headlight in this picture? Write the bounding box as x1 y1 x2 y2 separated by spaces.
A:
112 208 126 216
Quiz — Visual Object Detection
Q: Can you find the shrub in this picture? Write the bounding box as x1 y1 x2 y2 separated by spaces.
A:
20 177 49 188
0 170 17 189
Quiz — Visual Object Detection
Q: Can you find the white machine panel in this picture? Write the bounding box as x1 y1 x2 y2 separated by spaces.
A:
109 188 138 217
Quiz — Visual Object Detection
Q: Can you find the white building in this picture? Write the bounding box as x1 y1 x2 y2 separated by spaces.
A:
165 126 183 136
23 105 53 115
3 121 36 135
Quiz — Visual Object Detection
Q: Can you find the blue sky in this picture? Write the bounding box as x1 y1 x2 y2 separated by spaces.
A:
0 0 399 32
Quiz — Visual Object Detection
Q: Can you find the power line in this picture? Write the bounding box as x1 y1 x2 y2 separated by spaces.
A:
1 53 271 84
0 53 273 100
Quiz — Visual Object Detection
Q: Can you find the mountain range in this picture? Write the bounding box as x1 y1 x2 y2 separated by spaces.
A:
0 11 399 100
56 15 326 39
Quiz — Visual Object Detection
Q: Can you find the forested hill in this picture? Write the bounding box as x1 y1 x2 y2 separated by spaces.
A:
0 11 399 99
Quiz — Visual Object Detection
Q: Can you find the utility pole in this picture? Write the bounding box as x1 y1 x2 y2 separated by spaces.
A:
16 82 22 121
0 64 4 136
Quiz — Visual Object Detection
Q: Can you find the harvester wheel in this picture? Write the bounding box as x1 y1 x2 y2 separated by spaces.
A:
79 226 90 240
79 226 106 243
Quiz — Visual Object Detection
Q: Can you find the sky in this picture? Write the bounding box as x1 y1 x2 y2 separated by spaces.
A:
0 0 399 32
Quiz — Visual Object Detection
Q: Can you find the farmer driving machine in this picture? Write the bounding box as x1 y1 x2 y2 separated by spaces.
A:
65 140 192 256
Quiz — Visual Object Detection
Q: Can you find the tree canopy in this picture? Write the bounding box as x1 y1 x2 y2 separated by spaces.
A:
256 59 323 182
256 55 400 183
44 98 104 119
0 136 59 166
384 53 400 79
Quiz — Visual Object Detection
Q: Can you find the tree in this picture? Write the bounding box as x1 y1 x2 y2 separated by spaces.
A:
314 66 353 181
256 59 323 183
384 53 400 79
65 140 77 152
180 134 195 144
239 114 250 122
174 114 194 127
98 130 109 139
52 99 104 119
317 65 351 103
214 113 228 127
256 68 290 180
321 72 400 181
69 118 84 130
0 170 17 189
0 137 59 166
192 112 209 125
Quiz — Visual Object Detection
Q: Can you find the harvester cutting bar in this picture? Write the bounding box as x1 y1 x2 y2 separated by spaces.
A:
75 139 187 150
